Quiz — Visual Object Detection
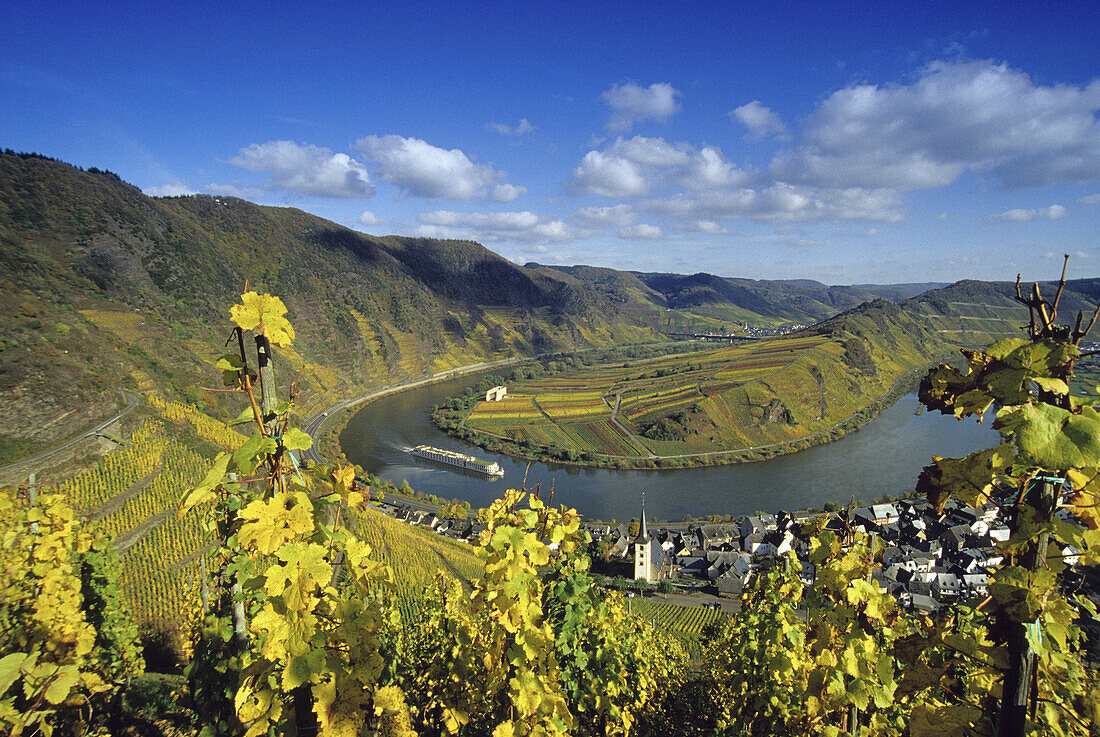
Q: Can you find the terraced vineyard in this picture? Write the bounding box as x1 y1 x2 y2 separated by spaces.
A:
50 419 214 633
628 597 727 634
459 300 956 466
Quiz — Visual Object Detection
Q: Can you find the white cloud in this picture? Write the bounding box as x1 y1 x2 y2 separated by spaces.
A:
771 59 1100 190
567 137 748 197
144 182 196 197
1044 204 1069 219
617 224 663 239
357 135 523 201
205 183 265 199
568 149 650 198
988 204 1067 222
730 101 788 139
689 220 728 234
991 208 1038 222
357 211 383 226
1078 193 1100 205
641 184 904 223
491 183 526 202
600 82 681 131
573 204 637 228
487 118 536 137
415 210 575 243
229 141 375 198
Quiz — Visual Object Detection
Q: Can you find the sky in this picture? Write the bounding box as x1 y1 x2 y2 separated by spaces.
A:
2 0 1099 284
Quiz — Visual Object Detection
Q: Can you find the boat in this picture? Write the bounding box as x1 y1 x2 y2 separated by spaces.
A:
409 444 505 477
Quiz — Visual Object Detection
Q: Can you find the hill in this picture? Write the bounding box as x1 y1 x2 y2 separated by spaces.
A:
0 152 664 466
538 264 948 329
450 295 960 467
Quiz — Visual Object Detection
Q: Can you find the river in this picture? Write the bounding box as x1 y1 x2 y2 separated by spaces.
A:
340 374 1000 522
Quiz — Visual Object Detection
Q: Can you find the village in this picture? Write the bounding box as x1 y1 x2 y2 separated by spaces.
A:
372 486 1093 618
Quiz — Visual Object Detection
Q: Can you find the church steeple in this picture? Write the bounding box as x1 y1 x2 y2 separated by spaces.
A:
633 493 655 583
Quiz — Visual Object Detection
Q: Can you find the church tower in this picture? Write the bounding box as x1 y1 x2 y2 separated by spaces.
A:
633 500 655 583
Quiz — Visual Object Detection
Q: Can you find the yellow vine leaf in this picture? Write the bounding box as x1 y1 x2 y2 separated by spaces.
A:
230 291 295 346
238 491 314 556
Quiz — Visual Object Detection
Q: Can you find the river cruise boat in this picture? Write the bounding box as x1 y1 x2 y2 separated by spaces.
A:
409 445 505 477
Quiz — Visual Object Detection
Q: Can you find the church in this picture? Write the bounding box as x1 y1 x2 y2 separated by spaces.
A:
633 504 669 583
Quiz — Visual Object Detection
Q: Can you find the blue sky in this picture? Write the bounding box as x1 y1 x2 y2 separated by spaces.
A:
2 0 1098 284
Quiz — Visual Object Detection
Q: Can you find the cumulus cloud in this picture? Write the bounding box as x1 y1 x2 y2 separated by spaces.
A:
357 135 523 201
600 82 681 131
415 210 575 243
730 101 788 140
229 141 375 198
988 204 1069 222
572 204 637 229
771 59 1100 190
568 136 749 197
144 182 196 197
357 211 384 226
487 118 536 137
617 223 663 239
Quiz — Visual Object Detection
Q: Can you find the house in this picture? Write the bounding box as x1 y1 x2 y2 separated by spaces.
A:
871 503 900 525
962 573 989 596
910 593 943 614
932 572 962 599
739 516 767 539
484 385 508 402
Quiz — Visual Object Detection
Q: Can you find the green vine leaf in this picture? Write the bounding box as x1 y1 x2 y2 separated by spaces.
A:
179 452 231 519
994 403 1100 469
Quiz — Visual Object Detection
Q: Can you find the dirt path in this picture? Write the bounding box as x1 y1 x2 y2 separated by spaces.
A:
86 463 163 521
116 509 173 555
604 390 655 458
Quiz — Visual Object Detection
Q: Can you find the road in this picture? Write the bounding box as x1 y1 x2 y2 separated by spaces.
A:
0 390 141 474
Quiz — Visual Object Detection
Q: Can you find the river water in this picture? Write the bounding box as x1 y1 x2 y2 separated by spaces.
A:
340 374 1000 522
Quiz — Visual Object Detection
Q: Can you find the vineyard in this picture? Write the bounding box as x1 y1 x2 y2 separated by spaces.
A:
351 506 483 623
50 419 214 633
629 597 727 635
460 332 873 461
